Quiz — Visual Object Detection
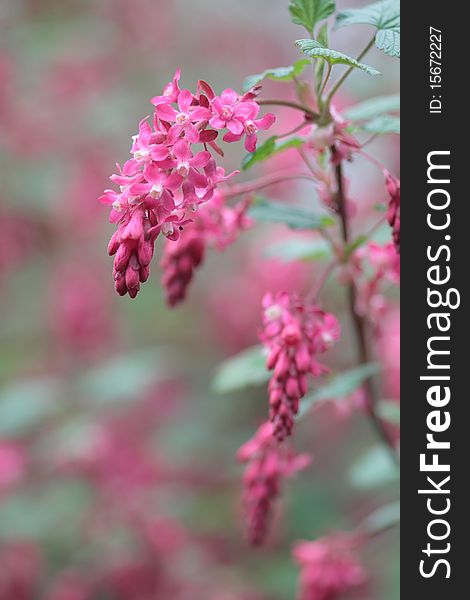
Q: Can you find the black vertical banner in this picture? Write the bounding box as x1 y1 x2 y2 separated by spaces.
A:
402 1 467 596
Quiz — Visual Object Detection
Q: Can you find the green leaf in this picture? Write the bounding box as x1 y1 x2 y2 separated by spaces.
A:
296 39 381 75
298 363 381 418
344 94 400 120
377 400 400 424
212 345 269 393
248 197 335 230
242 136 305 171
243 59 311 92
348 444 399 489
358 500 400 533
78 348 167 407
265 237 332 263
336 0 400 58
0 481 91 540
289 0 336 35
0 377 63 438
360 114 400 134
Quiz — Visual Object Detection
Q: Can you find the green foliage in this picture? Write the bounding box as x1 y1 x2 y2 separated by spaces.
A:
377 400 400 424
212 345 269 393
344 94 400 120
78 348 168 407
359 500 400 533
336 0 400 58
289 0 336 36
345 94 400 135
0 377 63 438
360 115 400 134
296 39 380 75
264 237 331 263
248 197 335 230
348 444 399 489
243 59 311 92
242 136 305 171
299 363 381 418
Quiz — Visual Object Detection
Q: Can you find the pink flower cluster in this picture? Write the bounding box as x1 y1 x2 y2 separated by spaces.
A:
292 534 366 600
160 190 252 305
237 421 311 546
384 170 400 254
99 69 274 297
260 292 340 441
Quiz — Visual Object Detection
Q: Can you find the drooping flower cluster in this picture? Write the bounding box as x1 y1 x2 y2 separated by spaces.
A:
99 69 274 297
260 292 340 442
160 190 252 305
237 421 311 546
292 534 366 600
384 170 400 253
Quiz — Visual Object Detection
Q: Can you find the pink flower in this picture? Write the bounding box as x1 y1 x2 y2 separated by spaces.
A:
260 292 340 441
100 69 274 298
156 89 212 143
293 534 367 600
130 117 169 164
160 229 205 306
352 242 400 328
210 89 258 135
107 206 157 298
224 110 276 152
151 68 181 105
384 170 400 253
237 421 311 545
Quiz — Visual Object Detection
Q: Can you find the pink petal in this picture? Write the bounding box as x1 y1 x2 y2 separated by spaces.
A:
156 103 178 121
188 168 208 189
220 88 238 106
150 145 169 161
177 89 193 113
222 131 242 143
211 97 223 112
209 116 226 130
256 113 276 130
198 79 215 100
189 106 212 122
226 118 244 135
167 124 183 145
129 182 151 195
164 171 183 191
173 138 191 160
190 150 211 168
138 117 152 144
233 102 258 120
198 129 218 143
99 190 118 205
143 161 163 183
184 123 200 143
244 134 257 153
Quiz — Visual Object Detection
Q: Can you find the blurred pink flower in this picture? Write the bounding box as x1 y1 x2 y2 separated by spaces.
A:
160 191 251 306
0 542 41 600
293 534 366 600
237 421 311 545
0 442 26 494
50 263 114 357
